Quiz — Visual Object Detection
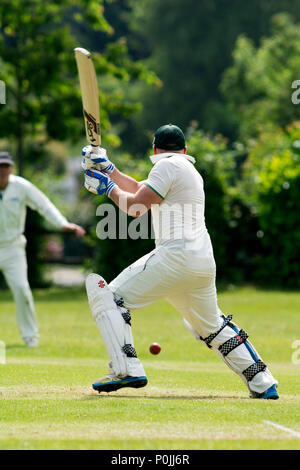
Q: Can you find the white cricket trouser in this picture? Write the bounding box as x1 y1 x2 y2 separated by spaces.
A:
109 245 277 394
0 237 38 342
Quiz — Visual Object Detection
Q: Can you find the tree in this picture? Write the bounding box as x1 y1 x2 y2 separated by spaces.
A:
0 0 156 175
221 13 300 139
0 0 158 288
124 0 300 154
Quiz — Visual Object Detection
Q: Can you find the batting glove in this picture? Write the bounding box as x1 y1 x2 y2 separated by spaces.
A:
81 145 115 174
84 168 117 196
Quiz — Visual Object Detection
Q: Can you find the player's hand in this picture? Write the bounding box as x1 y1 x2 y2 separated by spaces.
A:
81 145 115 174
84 168 117 196
62 223 86 237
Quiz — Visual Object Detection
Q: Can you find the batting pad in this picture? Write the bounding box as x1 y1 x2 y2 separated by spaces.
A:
184 317 276 394
209 321 274 392
86 273 131 377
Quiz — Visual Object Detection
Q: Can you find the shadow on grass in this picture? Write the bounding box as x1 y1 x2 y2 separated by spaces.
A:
82 394 249 401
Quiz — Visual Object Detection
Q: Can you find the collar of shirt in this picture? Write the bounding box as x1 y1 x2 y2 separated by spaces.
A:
149 152 196 165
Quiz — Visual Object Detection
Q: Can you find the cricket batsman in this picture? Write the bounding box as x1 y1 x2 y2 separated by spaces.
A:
0 151 86 347
82 124 279 399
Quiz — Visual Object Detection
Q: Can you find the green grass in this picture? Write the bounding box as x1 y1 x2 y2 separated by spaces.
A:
0 286 300 450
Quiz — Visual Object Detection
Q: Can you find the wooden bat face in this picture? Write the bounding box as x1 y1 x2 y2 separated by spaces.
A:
74 47 101 147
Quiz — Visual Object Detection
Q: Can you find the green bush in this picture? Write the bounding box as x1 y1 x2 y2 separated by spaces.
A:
241 123 300 288
187 129 244 281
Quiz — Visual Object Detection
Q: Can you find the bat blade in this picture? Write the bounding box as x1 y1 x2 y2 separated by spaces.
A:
74 47 101 147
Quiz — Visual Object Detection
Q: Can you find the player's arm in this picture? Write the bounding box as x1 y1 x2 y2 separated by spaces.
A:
83 152 175 216
25 181 85 237
109 167 142 194
83 167 162 216
109 184 162 217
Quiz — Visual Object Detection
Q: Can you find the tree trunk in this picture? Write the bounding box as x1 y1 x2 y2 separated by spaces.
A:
16 68 24 176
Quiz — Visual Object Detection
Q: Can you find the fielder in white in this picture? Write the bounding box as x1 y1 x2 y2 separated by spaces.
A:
82 124 279 399
0 151 85 347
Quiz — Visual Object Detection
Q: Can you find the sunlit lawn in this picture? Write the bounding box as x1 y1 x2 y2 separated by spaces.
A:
0 286 299 450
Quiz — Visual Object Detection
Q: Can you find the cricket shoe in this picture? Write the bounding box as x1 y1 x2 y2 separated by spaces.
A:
249 384 279 400
92 375 148 393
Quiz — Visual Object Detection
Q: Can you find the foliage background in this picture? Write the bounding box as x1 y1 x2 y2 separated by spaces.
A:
0 0 299 289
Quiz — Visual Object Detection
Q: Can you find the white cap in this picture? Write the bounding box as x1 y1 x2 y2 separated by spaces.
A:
0 151 14 165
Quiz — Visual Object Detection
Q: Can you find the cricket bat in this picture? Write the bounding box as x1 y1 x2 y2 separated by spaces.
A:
74 47 101 150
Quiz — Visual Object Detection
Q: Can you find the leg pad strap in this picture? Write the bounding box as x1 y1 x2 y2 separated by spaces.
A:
116 297 132 326
218 329 249 356
243 359 267 382
200 315 233 348
122 344 137 358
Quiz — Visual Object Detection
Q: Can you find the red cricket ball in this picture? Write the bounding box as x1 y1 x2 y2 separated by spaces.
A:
149 342 161 355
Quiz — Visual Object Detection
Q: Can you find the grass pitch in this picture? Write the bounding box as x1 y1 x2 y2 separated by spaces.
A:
0 285 299 450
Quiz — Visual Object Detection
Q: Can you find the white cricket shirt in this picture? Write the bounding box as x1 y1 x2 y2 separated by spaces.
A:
144 153 214 256
0 174 67 247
